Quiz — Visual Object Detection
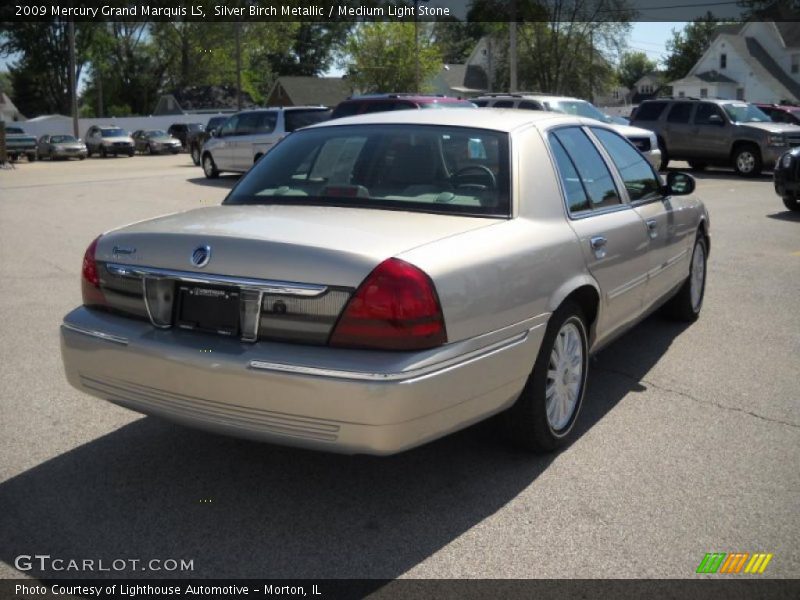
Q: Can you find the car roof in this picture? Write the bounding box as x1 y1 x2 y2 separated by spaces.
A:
475 93 583 102
342 94 468 102
310 107 571 133
237 106 328 113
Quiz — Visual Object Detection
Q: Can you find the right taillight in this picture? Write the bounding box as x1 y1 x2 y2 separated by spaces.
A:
329 258 447 351
81 235 106 307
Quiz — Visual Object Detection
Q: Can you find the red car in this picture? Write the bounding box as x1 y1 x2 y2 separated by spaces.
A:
756 103 800 125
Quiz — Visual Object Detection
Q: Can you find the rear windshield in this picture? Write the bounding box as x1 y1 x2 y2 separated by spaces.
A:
101 128 127 137
545 100 611 123
225 124 510 217
285 109 333 132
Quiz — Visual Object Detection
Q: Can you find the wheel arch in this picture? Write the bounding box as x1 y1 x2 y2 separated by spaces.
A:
548 276 601 346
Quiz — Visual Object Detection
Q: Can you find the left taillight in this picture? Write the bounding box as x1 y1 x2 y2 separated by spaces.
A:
81 235 106 307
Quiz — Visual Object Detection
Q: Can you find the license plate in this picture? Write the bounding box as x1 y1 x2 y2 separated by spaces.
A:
176 285 240 336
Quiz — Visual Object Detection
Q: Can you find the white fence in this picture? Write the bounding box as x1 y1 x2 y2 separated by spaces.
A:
16 113 231 139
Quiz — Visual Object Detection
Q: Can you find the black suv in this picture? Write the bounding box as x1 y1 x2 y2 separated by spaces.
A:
167 123 204 149
189 115 231 166
631 98 800 176
331 94 475 120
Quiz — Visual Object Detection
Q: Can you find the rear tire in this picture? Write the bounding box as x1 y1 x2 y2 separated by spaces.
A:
688 161 707 171
782 196 800 211
664 234 707 322
657 138 669 171
191 144 201 166
100 146 107 158
504 302 589 452
26 152 37 162
202 153 219 179
733 144 762 177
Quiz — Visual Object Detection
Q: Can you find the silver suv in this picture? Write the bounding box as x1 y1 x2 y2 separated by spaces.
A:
85 126 135 158
630 98 800 176
201 106 332 178
473 93 661 169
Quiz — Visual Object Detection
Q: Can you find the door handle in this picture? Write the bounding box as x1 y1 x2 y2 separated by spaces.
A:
646 219 658 239
590 236 607 259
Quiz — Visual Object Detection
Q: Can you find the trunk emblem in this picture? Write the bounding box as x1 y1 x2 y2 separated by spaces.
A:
191 245 212 268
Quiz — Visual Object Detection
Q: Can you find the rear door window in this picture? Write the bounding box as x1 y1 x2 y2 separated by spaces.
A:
666 103 693 124
549 127 621 212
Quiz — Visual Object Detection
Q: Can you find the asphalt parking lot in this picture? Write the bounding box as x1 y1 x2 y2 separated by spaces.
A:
0 154 798 580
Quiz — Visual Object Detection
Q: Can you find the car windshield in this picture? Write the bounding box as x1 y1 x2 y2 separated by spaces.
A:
546 100 612 123
225 124 510 217
722 103 770 123
146 130 167 137
51 135 77 143
101 128 127 137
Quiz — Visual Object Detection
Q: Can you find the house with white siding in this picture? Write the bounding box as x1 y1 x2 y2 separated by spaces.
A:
670 22 800 104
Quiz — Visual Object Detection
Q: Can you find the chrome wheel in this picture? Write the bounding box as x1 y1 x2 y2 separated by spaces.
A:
736 151 755 173
690 241 706 312
545 321 584 432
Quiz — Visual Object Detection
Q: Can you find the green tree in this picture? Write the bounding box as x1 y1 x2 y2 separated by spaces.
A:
0 21 97 117
617 52 657 89
432 19 487 64
663 16 726 81
341 23 442 93
267 23 352 76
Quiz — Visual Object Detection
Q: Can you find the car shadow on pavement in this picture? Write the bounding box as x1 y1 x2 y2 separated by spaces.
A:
0 314 689 581
186 176 239 189
766 210 800 222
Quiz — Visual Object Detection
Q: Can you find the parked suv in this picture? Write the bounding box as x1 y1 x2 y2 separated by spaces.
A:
167 122 204 149
85 126 135 158
201 106 332 178
189 115 229 166
630 98 800 176
331 94 476 119
473 93 661 169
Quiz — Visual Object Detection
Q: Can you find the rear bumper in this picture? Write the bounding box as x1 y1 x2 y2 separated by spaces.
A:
60 307 545 455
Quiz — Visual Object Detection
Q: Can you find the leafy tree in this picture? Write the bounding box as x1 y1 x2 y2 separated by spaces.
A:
617 52 657 89
663 16 726 81
267 23 352 76
341 23 442 93
0 71 12 98
0 22 97 117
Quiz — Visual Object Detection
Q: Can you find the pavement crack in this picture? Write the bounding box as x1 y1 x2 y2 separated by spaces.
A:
594 365 800 430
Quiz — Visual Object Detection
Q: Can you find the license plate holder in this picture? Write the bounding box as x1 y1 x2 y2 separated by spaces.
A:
176 284 240 336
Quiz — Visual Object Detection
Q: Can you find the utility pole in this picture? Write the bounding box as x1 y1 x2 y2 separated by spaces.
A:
414 0 420 93
509 6 517 92
68 20 78 137
588 30 594 103
235 22 242 111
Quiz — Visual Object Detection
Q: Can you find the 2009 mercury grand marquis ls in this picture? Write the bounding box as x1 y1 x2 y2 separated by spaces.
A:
60 109 709 455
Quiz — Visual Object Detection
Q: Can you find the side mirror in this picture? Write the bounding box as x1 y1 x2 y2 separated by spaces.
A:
210 128 219 137
708 114 724 126
664 171 695 196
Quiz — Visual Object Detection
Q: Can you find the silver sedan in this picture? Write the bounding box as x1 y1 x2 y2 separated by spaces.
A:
60 109 709 455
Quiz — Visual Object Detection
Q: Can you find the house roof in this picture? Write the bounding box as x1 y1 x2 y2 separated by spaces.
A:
267 77 352 107
775 22 800 48
695 70 738 83
745 36 800 100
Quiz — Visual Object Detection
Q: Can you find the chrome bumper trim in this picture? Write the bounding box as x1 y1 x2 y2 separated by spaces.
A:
105 263 328 297
248 328 536 382
61 322 129 345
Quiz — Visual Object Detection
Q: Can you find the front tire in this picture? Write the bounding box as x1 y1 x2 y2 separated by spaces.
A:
688 160 707 171
504 302 589 452
664 235 707 322
27 152 37 162
733 144 762 177
202 153 219 179
782 196 800 212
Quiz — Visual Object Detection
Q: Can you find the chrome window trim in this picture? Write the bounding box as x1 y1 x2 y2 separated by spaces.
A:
61 323 129 345
105 263 327 297
249 327 537 382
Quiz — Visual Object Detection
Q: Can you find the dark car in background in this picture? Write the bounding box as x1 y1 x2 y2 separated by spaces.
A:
190 115 230 165
167 122 204 149
132 129 182 155
37 134 88 160
331 94 475 120
756 103 800 125
773 147 800 211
